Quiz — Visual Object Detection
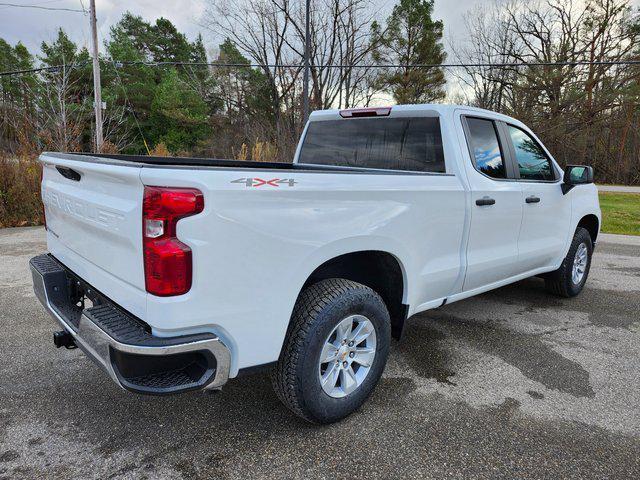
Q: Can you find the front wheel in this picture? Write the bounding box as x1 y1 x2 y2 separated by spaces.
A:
271 279 391 424
545 227 593 297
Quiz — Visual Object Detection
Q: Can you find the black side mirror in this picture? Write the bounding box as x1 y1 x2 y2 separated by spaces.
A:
562 165 594 194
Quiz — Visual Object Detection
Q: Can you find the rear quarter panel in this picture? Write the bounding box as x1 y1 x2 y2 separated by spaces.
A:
139 166 466 375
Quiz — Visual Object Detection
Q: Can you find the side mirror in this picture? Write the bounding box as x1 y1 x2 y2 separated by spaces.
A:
562 165 594 194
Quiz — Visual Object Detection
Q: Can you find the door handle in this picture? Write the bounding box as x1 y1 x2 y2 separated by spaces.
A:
475 196 496 206
526 196 541 204
56 166 81 182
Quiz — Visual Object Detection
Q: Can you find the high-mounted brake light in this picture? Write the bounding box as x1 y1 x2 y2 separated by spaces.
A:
339 107 392 118
143 186 204 296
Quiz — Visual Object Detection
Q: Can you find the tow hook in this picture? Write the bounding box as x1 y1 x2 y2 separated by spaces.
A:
53 330 77 349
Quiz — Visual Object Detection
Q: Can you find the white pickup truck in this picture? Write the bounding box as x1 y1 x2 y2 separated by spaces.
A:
30 104 600 423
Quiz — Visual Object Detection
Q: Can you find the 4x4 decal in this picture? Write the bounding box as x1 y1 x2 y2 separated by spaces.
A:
231 178 297 188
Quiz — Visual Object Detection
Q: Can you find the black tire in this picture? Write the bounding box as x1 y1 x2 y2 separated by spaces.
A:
271 278 391 424
545 227 593 298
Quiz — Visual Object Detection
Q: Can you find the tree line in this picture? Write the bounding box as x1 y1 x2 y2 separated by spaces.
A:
453 0 640 185
0 0 638 184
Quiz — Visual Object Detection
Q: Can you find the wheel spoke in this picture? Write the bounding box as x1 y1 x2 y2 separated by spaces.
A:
353 347 375 367
349 320 373 345
320 342 338 363
340 367 358 395
335 319 352 341
321 362 340 390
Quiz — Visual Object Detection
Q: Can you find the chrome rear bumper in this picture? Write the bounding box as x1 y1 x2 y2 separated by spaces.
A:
30 254 231 394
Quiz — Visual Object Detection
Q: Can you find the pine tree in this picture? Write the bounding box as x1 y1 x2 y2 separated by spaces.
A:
214 38 272 119
150 69 210 153
0 40 36 150
371 0 446 104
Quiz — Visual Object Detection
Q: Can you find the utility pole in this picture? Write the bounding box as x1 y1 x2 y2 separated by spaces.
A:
302 0 310 123
89 0 103 152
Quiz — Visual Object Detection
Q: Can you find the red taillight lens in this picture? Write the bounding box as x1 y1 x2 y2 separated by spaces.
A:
143 186 204 296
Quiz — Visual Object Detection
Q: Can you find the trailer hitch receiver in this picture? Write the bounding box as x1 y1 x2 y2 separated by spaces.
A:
53 330 77 349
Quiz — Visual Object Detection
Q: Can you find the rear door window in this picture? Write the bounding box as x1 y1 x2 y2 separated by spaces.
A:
298 117 445 173
465 117 507 179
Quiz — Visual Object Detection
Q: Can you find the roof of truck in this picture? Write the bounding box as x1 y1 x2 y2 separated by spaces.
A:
309 104 522 126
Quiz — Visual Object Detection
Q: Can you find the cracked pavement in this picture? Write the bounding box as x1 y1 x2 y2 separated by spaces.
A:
1 227 639 479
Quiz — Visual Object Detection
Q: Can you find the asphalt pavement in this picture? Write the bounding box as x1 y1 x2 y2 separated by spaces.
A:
1 227 639 479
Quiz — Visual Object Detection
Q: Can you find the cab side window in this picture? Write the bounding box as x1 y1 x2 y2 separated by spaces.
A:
465 118 507 179
507 125 556 181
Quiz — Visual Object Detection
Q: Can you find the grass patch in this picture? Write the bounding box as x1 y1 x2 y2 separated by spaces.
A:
599 192 640 236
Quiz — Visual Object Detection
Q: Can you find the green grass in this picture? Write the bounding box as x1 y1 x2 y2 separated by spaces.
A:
599 192 640 236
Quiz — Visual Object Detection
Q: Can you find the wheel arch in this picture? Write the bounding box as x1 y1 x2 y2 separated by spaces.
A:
299 250 409 340
577 214 599 245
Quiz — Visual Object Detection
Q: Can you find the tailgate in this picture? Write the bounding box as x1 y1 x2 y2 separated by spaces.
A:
40 153 146 310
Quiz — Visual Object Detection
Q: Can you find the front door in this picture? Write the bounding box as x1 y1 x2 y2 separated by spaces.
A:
503 124 572 271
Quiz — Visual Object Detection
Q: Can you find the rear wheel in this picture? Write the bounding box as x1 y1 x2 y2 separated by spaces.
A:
271 278 391 424
545 227 593 298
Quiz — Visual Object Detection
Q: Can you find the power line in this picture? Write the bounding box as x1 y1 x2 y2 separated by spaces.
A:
113 59 640 69
0 62 91 77
1 59 639 77
0 2 85 12
0 0 65 10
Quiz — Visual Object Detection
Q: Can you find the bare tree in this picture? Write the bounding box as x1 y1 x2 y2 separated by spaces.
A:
201 0 381 127
202 0 300 137
26 62 90 152
281 0 380 109
101 102 135 152
450 2 519 111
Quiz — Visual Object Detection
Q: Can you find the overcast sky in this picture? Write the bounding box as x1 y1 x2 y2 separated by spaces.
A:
0 0 489 58
2 0 638 77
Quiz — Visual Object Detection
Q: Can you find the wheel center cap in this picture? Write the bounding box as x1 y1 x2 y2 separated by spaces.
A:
338 346 349 361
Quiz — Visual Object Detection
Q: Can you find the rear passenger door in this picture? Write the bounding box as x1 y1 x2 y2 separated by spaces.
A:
504 124 572 271
460 115 524 291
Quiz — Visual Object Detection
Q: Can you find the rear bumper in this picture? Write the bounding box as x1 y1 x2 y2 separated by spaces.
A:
29 254 231 395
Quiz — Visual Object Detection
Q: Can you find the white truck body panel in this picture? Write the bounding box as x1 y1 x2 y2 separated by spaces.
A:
139 166 466 373
38 104 601 378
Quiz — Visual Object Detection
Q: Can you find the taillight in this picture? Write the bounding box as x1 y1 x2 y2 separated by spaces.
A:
142 186 204 296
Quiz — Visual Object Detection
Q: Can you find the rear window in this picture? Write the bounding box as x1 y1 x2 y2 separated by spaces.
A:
298 117 446 173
